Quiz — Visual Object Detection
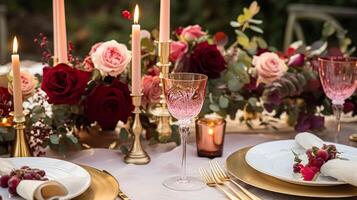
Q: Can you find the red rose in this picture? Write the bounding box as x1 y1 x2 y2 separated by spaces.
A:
189 42 226 79
84 80 133 130
41 64 90 104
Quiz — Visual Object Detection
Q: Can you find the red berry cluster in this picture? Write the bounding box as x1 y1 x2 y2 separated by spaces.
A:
34 33 52 66
121 10 132 20
0 166 47 195
293 144 337 181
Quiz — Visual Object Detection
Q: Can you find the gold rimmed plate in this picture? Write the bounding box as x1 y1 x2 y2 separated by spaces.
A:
226 147 357 198
74 165 119 200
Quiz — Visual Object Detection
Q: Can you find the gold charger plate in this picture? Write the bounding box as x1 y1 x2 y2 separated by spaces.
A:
73 165 119 200
226 147 357 198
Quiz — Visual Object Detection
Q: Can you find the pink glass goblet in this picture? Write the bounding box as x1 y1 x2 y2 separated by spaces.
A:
318 57 357 142
162 73 207 191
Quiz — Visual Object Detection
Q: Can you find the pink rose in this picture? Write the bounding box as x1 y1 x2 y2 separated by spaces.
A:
253 52 288 84
89 42 103 55
170 41 188 62
82 56 95 72
180 25 206 42
8 70 38 99
141 75 161 108
91 40 131 77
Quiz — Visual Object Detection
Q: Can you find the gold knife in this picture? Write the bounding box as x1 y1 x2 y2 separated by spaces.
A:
102 170 131 200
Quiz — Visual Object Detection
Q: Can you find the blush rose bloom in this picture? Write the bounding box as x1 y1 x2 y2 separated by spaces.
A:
253 52 288 84
8 70 38 99
91 40 131 77
170 41 188 62
180 25 206 42
141 75 161 108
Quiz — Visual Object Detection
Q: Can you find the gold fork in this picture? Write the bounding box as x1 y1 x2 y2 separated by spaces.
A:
209 162 246 200
199 168 240 200
210 161 261 200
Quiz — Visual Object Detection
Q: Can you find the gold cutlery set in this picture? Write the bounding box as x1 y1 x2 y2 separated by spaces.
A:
200 161 261 200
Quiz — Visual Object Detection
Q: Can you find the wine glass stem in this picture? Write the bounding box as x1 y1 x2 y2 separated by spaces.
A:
179 124 189 182
332 104 343 142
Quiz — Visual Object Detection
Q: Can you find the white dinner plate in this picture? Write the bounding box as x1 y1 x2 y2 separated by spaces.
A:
245 140 357 186
0 157 91 199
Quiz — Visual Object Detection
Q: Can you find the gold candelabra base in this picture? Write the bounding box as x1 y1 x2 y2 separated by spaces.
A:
10 111 32 157
152 41 172 141
124 94 150 165
349 134 357 142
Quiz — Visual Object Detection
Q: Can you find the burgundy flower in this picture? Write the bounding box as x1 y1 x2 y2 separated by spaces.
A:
256 48 268 56
189 42 226 79
343 100 355 113
305 78 321 92
84 80 133 130
175 26 184 36
288 53 305 67
0 87 12 117
295 113 324 132
295 113 311 132
41 64 90 104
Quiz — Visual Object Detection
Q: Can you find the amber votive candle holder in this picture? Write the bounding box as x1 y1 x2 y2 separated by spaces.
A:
195 117 226 158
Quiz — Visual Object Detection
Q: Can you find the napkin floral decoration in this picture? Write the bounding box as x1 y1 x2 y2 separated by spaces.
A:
292 144 338 181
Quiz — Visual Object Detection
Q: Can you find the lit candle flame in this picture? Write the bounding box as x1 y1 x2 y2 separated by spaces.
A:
134 4 139 24
1 117 7 124
13 37 18 54
208 128 214 136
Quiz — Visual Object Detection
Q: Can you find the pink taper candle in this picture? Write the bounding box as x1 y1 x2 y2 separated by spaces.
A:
132 5 141 96
11 37 23 117
57 0 68 63
159 0 170 42
52 0 59 61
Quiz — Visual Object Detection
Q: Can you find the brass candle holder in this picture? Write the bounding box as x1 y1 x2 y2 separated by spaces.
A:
124 94 150 164
151 41 172 141
10 110 32 157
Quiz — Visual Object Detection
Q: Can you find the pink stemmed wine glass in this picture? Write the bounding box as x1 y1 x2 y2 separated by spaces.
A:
318 57 357 142
162 73 207 191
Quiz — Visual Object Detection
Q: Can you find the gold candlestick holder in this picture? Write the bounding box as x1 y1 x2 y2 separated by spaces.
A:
151 41 172 142
124 94 150 164
10 110 32 157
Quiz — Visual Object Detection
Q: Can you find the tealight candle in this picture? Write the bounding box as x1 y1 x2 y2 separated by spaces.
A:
195 117 226 158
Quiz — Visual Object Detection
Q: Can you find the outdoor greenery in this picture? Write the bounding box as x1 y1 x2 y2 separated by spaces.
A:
1 0 356 63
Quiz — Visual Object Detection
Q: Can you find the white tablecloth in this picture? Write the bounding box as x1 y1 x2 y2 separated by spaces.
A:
54 130 357 200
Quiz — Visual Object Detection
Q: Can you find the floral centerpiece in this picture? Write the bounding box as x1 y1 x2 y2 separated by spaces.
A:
1 1 356 156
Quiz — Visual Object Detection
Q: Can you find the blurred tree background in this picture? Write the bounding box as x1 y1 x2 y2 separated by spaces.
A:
1 0 357 63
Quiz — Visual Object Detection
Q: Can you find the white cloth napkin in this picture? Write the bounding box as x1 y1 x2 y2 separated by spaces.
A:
294 132 357 186
294 132 324 149
0 158 68 200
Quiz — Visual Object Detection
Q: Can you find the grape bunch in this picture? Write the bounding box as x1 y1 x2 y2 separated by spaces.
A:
292 144 338 181
0 166 47 195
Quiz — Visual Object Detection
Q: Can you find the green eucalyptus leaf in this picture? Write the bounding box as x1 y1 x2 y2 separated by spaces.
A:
219 96 229 109
209 104 220 112
227 78 241 92
119 128 129 140
50 134 60 145
32 105 45 114
67 135 78 144
120 145 129 154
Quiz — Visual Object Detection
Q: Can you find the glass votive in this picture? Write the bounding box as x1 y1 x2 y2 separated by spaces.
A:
195 117 226 158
